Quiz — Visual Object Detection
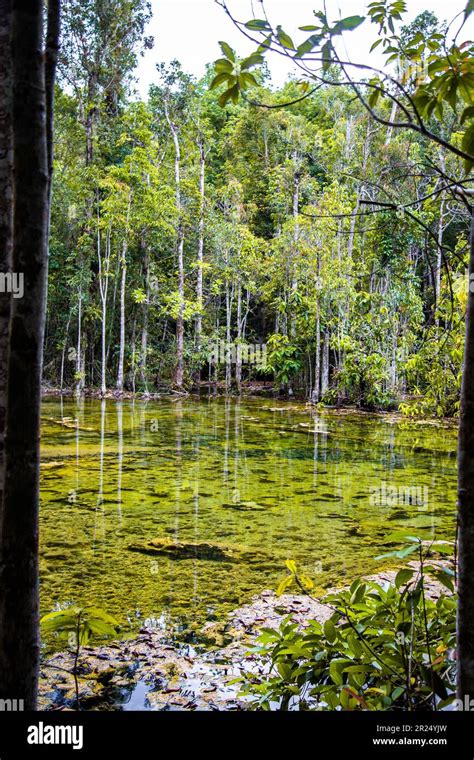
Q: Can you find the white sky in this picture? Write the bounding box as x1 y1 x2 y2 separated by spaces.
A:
135 0 474 95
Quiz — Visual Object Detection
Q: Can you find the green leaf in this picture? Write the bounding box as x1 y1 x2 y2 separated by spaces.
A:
276 27 295 50
218 84 239 107
465 0 474 19
461 105 474 123
276 574 294 596
257 34 273 53
324 618 337 644
86 607 119 625
459 77 474 105
240 53 264 71
285 559 297 574
375 550 400 560
419 665 448 699
40 608 81 632
430 542 454 555
219 41 235 62
386 531 422 543
321 41 332 71
239 72 258 90
350 583 366 604
88 619 117 636
462 123 474 172
391 686 405 700
395 568 414 588
368 88 381 108
329 661 343 685
245 19 271 31
295 34 324 58
397 543 419 558
214 58 234 74
339 15 365 31
347 634 363 658
210 72 233 90
299 573 315 591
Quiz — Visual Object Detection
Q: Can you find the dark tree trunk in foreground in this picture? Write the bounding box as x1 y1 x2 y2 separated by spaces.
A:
0 0 12 519
0 0 60 710
457 208 474 700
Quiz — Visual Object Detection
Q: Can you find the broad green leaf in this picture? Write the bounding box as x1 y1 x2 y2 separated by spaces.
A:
321 41 332 71
276 574 294 596
461 105 474 123
214 58 234 74
245 19 271 31
299 573 315 590
391 686 405 700
339 15 365 31
295 34 323 58
462 123 474 172
324 618 337 644
395 568 414 588
219 41 235 62
218 85 238 107
239 72 258 90
386 532 422 543
257 34 273 53
350 583 366 605
210 72 233 90
430 542 454 555
397 544 419 558
276 27 295 50
241 53 264 71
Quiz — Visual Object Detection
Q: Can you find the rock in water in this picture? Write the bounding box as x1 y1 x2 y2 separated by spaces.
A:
127 538 234 561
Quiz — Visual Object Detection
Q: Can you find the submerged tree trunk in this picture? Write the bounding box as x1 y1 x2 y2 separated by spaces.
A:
0 0 60 710
457 208 474 700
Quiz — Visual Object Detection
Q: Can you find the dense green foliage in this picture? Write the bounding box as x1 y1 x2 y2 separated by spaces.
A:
238 537 456 711
44 1 473 416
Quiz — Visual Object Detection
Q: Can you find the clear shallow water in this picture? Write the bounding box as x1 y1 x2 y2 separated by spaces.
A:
39 397 457 639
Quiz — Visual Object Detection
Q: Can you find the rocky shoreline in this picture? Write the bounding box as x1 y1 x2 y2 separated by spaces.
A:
39 565 449 711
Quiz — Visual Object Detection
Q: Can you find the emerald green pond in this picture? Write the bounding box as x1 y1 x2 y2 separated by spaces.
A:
39 397 457 639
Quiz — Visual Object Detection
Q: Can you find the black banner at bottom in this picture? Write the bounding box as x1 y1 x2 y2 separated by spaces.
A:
0 711 472 758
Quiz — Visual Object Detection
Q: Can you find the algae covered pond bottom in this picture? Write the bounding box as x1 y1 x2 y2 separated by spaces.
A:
39 396 457 641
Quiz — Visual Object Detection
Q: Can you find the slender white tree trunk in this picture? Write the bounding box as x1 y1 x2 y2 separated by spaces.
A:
235 280 242 393
195 136 205 384
116 241 127 393
98 226 111 396
165 102 185 389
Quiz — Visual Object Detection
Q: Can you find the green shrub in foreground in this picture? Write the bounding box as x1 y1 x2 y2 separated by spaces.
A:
238 535 456 711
